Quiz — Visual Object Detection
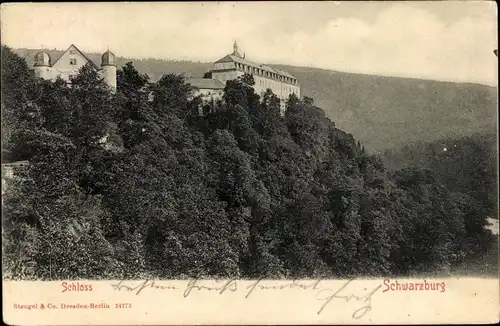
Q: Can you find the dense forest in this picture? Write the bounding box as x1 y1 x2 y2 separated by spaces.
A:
2 45 497 280
383 135 498 274
383 134 498 218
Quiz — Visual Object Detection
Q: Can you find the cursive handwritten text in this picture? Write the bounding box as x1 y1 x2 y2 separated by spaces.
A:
316 280 382 319
110 278 382 319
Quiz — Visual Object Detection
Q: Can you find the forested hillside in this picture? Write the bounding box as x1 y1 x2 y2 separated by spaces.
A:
383 134 498 275
273 65 497 151
14 48 497 151
383 133 498 218
2 46 496 280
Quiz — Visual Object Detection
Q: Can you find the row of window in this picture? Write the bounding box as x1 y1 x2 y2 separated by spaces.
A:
258 79 297 94
235 62 297 85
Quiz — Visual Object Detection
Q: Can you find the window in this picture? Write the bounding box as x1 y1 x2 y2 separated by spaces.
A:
70 58 77 65
69 49 76 54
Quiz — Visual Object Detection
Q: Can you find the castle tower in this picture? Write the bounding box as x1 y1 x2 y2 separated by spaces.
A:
101 49 117 92
33 52 51 80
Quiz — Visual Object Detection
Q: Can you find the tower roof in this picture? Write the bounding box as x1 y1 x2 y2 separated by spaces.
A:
101 49 116 66
34 52 50 67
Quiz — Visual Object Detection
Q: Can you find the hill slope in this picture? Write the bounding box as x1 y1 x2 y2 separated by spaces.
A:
273 65 497 151
14 48 497 151
3 45 496 279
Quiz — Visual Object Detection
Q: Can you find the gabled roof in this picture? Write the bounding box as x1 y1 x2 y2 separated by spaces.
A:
51 44 99 69
187 78 225 90
272 68 295 79
214 54 237 64
214 54 297 80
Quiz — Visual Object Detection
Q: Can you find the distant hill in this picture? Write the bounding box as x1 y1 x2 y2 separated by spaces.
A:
273 65 497 152
14 47 497 151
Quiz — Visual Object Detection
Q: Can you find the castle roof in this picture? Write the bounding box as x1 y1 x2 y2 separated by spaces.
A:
187 78 225 90
22 45 100 70
101 49 116 66
214 54 297 80
272 67 296 79
52 44 99 69
34 52 51 67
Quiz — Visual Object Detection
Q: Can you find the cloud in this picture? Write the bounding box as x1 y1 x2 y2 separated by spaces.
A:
1 2 497 85
261 3 497 86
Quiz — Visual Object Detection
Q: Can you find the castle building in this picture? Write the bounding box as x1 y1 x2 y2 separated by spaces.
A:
33 44 117 92
186 78 225 102
189 42 300 113
185 78 225 115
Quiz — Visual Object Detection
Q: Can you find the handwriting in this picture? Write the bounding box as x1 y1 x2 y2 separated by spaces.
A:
110 278 381 319
183 279 238 298
316 280 382 319
110 280 177 295
245 278 323 298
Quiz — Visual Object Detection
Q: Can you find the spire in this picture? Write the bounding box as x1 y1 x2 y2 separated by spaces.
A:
233 41 240 57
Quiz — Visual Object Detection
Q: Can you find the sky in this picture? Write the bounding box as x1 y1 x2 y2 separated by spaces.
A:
1 1 497 86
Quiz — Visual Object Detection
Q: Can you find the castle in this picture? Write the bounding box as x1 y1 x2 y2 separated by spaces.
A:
188 42 300 113
33 44 117 91
31 43 299 111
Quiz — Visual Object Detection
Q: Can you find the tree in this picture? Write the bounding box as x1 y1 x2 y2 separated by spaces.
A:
240 73 255 86
3 47 493 280
2 130 117 280
151 73 193 119
1 45 41 161
117 61 149 94
251 89 287 139
115 62 152 148
68 63 115 146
